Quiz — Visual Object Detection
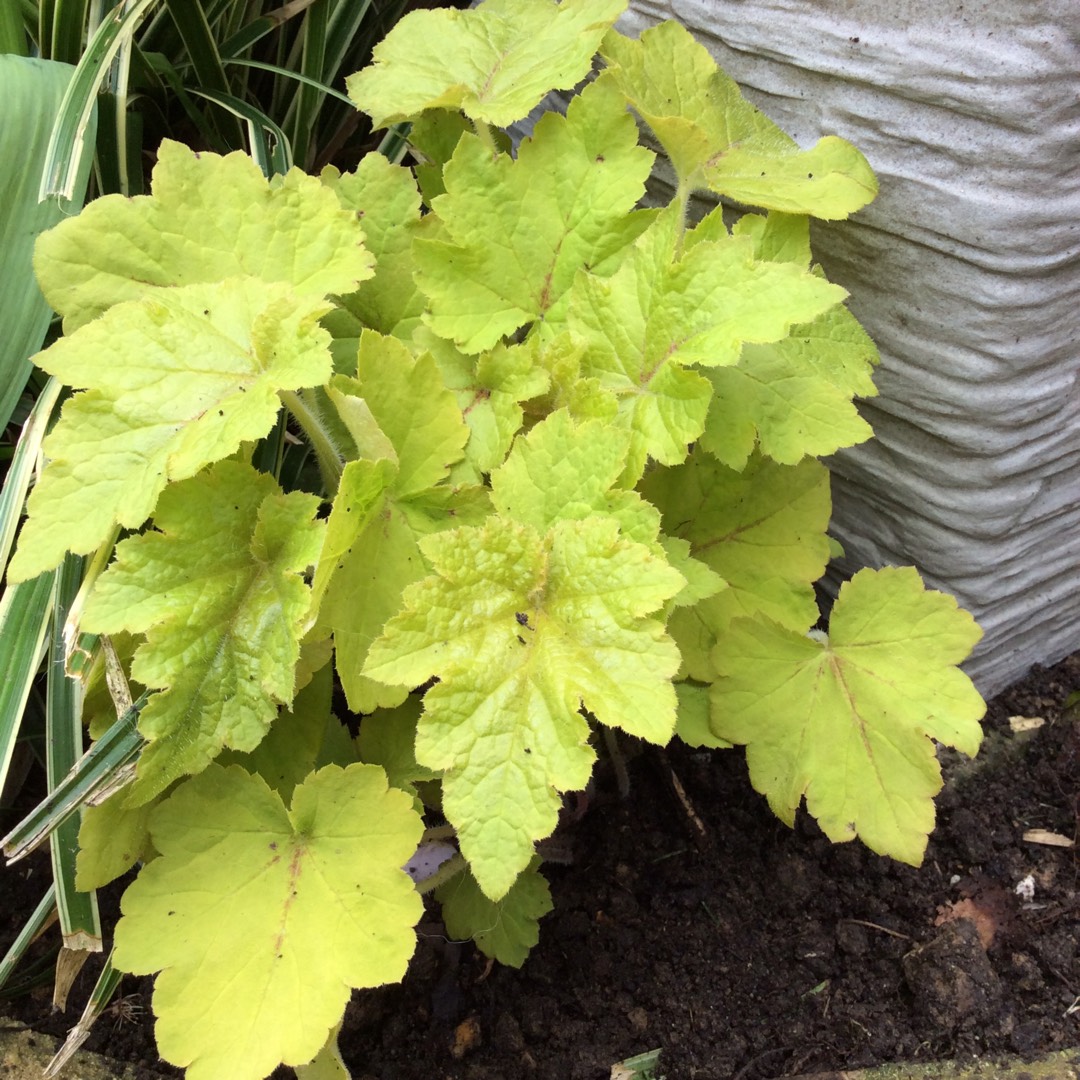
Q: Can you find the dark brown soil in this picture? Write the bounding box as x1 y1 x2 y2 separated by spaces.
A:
3 652 1078 1080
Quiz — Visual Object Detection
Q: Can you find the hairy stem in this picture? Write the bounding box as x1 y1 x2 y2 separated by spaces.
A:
279 389 343 492
672 177 693 257
471 116 498 155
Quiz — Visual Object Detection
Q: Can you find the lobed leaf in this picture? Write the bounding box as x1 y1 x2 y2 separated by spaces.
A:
355 696 438 796
600 21 877 219
75 794 155 893
641 450 831 680
81 461 324 805
709 567 985 864
702 303 878 469
218 664 341 805
36 140 373 331
414 76 655 353
321 153 425 339
7 280 332 582
421 330 550 479
436 857 553 967
316 333 486 713
567 210 846 480
113 763 423 1080
701 211 878 467
490 410 658 540
347 0 627 129
365 512 683 899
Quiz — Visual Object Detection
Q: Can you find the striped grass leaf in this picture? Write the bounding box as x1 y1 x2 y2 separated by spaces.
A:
1 692 147 864
0 56 93 434
38 0 156 202
47 554 102 976
161 0 245 148
45 949 126 1077
0 883 57 995
188 85 292 174
0 572 56 807
0 377 61 576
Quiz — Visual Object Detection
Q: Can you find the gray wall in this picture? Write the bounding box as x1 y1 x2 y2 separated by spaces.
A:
622 0 1080 695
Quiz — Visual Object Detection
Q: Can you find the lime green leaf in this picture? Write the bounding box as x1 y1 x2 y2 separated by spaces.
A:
294 637 335 695
321 154 425 338
698 210 878 467
645 449 831 630
571 210 845 370
659 536 725 609
219 664 338 804
414 77 654 352
568 210 845 479
113 763 423 1080
674 680 729 749
325 385 396 465
306 458 397 631
320 500 419 714
436 856 553 967
296 1023 348 1080
710 567 985 864
365 513 683 898
600 22 877 219
703 303 879 469
354 333 470 497
642 450 831 679
491 411 652 536
76 793 156 892
81 462 324 805
347 0 627 129
317 333 484 712
536 331 620 423
420 330 550 478
7 279 332 582
407 110 513 205
36 140 373 331
355 696 438 794
728 210 813 267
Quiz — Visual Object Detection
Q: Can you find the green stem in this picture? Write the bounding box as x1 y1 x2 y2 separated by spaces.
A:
672 177 693 257
279 390 343 492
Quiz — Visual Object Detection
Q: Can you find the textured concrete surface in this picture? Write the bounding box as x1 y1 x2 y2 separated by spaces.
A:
622 0 1080 695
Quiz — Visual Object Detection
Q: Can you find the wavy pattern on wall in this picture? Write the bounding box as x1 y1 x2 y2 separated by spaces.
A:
622 0 1080 694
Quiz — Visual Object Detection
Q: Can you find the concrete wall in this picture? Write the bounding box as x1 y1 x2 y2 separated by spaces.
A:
621 0 1080 695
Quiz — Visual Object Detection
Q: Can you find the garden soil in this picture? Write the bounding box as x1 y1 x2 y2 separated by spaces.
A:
1 652 1078 1080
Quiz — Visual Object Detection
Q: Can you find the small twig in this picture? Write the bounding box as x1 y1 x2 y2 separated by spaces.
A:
657 748 708 843
839 917 911 941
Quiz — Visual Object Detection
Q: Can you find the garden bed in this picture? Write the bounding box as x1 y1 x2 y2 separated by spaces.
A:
2 651 1077 1080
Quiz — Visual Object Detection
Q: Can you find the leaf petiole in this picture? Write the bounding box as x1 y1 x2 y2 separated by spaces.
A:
470 116 499 155
279 390 344 492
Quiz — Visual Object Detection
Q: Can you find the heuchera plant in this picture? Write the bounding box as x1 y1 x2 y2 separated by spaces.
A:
5 0 986 1075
